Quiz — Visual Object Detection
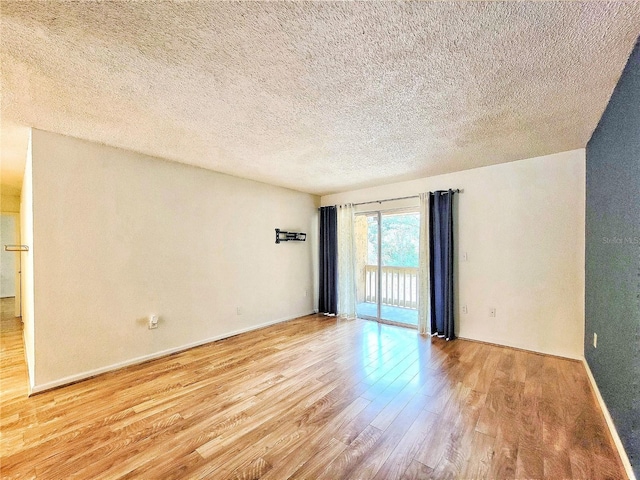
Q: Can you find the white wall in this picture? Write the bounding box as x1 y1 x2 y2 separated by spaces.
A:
20 135 35 390
323 149 586 359
30 129 318 390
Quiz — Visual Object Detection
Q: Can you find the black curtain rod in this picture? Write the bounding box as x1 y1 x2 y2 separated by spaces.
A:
350 189 461 207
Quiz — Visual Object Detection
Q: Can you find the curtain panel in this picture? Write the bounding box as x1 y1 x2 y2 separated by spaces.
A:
429 190 456 340
337 204 357 319
318 206 337 315
418 193 431 335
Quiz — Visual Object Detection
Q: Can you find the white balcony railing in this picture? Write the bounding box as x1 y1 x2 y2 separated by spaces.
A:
364 265 418 309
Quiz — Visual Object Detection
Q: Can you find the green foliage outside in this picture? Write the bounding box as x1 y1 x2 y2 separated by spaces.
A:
367 213 419 267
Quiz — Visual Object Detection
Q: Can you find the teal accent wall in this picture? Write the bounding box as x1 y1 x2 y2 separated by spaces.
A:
585 38 640 477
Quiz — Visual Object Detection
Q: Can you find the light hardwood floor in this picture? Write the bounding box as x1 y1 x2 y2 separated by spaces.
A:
0 298 625 479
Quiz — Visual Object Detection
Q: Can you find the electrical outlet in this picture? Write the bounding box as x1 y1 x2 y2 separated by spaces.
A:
237 307 242 315
462 304 468 314
148 315 158 330
489 307 496 318
462 251 469 262
304 289 308 297
593 332 597 348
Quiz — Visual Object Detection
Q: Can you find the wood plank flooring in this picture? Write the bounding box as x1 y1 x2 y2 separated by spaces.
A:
0 298 626 479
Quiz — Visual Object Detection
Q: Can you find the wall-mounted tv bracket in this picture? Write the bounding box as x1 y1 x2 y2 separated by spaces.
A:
275 229 306 244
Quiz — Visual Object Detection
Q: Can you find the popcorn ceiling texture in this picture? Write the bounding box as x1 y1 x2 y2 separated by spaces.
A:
1 1 640 195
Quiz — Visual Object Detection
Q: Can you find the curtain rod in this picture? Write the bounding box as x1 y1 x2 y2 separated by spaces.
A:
351 189 461 207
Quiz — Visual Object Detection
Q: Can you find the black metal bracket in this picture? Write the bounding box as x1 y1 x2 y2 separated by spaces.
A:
275 229 306 244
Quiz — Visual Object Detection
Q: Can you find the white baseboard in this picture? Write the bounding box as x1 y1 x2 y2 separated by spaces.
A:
30 311 316 395
582 358 636 480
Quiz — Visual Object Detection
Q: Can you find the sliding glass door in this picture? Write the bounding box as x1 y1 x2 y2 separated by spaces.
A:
355 208 419 327
355 213 379 320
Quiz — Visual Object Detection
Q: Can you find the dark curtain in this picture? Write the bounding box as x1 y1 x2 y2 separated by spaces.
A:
319 206 338 315
429 190 455 340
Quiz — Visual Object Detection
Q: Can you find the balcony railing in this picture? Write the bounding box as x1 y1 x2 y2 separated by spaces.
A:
364 265 418 309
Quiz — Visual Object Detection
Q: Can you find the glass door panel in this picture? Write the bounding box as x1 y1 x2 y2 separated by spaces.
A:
355 213 379 320
355 208 420 328
380 210 420 326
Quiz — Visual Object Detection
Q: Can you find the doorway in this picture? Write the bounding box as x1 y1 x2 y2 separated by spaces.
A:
0 214 21 317
355 208 420 327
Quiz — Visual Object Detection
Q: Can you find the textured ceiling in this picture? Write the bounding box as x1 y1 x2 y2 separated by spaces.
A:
2 2 640 196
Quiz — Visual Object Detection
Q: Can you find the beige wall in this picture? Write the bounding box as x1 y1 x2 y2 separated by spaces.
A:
29 129 318 391
20 135 35 390
323 149 586 359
